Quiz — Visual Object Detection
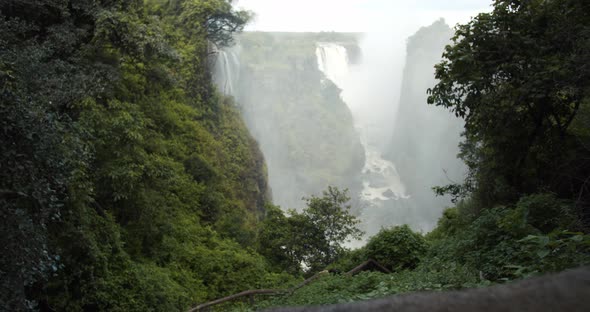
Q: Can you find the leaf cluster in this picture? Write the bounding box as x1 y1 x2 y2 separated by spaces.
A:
428 0 590 208
258 187 363 275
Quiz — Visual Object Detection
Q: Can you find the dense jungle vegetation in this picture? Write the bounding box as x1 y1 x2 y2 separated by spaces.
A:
1 0 281 310
1 0 590 311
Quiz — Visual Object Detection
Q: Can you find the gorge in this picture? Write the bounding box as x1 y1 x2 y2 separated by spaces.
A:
213 19 465 237
4 1 589 310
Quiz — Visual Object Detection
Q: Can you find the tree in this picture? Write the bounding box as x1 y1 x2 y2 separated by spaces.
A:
258 187 363 274
258 204 301 273
178 0 251 48
1 0 265 310
299 187 363 270
1 1 102 308
364 225 427 272
428 0 590 208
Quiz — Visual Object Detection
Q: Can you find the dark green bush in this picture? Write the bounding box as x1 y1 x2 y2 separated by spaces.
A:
426 194 589 280
511 193 579 233
327 247 367 273
364 225 427 271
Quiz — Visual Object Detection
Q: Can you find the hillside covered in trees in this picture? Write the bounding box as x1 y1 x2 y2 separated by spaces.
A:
1 0 279 310
2 0 590 311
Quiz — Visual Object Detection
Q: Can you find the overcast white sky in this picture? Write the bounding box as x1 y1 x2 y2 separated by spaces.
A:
236 0 493 32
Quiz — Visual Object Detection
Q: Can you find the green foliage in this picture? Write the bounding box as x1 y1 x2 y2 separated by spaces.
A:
424 194 590 281
286 193 586 309
257 204 302 274
428 0 590 208
4 0 590 310
258 187 363 274
512 230 590 278
178 0 251 47
427 207 460 240
423 0 590 289
510 193 579 233
297 187 364 271
0 0 102 308
329 225 430 274
254 266 480 310
1 0 278 310
326 248 367 273
245 1 590 309
0 96 72 310
279 272 389 306
364 225 428 272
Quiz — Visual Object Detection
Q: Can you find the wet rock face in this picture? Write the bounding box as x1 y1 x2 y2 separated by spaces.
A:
384 19 465 230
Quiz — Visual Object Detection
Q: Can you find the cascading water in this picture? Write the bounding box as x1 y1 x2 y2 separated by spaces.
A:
315 43 411 242
212 35 365 212
212 48 241 96
316 43 349 87
211 29 463 242
313 20 465 241
360 147 408 202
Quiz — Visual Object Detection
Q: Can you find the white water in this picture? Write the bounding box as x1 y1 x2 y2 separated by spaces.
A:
360 144 408 201
212 32 458 243
315 42 411 243
316 43 349 87
213 48 241 96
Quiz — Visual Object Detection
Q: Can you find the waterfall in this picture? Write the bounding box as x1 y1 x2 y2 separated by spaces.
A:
213 48 241 96
316 43 350 88
315 42 411 242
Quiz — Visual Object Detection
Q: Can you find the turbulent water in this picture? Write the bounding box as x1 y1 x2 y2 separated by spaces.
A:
359 145 408 202
313 22 465 241
315 43 406 202
314 42 415 242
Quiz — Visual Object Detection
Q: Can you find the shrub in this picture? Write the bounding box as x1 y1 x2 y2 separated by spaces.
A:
364 225 427 271
327 247 367 273
512 193 578 233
